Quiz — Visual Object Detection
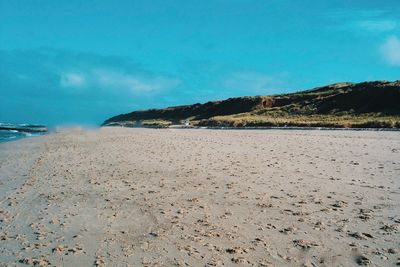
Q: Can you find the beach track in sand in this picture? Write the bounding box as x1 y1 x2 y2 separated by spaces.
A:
0 127 399 266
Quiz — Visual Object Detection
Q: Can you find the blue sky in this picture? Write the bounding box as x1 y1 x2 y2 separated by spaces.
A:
1 0 399 126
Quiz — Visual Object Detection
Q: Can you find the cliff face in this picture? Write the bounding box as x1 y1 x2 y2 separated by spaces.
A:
102 81 400 127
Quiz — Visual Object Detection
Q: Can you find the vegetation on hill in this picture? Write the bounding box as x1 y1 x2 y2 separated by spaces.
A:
102 81 400 128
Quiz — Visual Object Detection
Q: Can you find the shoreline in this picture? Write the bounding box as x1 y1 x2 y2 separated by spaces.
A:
0 126 48 133
1 125 399 145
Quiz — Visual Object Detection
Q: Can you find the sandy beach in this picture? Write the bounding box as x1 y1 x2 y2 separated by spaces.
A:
0 127 399 266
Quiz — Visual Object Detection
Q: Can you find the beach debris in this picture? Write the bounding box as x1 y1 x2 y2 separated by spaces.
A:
52 245 65 253
331 200 347 208
279 226 297 234
313 221 325 230
226 247 248 254
293 239 319 249
20 257 50 266
380 224 399 233
356 255 372 266
231 257 250 264
348 232 374 240
95 256 105 267
358 209 374 220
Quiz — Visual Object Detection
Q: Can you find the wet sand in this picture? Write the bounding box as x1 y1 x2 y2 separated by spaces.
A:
0 127 399 266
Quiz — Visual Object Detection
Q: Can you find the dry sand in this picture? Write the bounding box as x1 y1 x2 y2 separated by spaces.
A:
0 127 399 267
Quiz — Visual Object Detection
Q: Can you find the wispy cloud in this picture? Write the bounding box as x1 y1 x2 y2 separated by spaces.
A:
60 72 86 88
380 36 400 66
59 69 180 95
327 9 399 34
92 69 181 94
354 20 398 32
327 9 387 19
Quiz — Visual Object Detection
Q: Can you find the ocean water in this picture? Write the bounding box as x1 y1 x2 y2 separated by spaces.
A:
0 123 47 143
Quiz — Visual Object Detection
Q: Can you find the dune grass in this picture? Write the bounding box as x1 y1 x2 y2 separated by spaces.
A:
141 119 173 127
195 114 400 128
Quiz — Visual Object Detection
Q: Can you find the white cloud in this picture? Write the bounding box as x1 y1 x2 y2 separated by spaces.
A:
380 36 400 66
60 72 86 88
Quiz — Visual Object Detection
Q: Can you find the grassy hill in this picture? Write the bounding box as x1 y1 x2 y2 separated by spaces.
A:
102 80 400 128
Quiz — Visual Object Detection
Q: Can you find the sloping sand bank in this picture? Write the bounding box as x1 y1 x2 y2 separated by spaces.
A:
0 127 399 266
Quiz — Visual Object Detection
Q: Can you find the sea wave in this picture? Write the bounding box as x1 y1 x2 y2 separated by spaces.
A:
0 123 47 143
